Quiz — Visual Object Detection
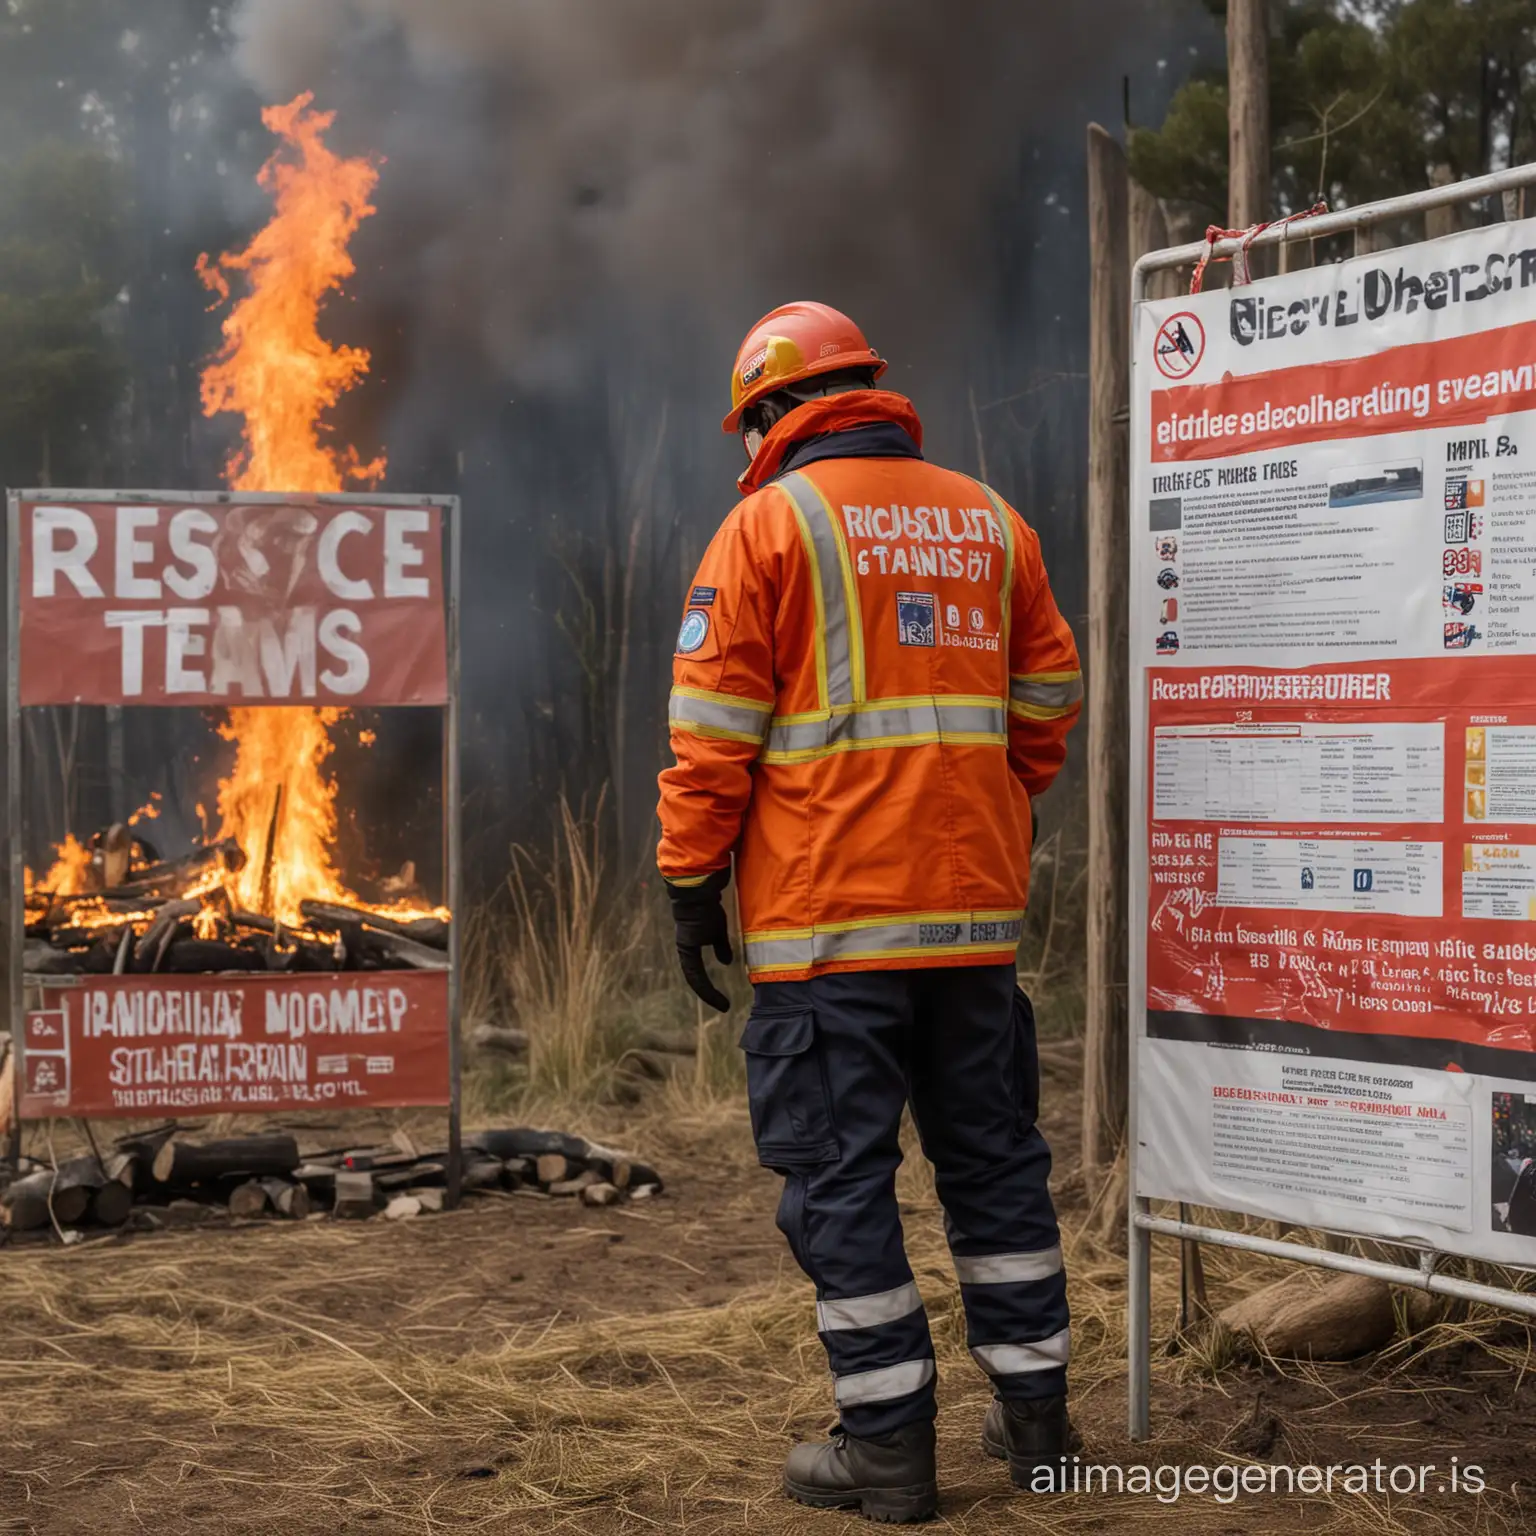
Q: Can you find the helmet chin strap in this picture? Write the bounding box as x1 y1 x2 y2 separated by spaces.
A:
742 426 764 462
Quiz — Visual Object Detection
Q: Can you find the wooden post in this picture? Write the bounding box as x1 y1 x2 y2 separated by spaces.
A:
1227 0 1270 233
1084 124 1131 1175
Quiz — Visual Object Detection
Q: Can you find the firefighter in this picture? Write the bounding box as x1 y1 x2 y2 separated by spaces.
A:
656 301 1082 1522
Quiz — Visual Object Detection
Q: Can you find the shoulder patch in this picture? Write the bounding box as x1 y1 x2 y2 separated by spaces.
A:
676 609 711 655
689 585 718 607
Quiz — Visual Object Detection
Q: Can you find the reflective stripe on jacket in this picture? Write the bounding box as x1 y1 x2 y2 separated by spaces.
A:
656 390 1082 982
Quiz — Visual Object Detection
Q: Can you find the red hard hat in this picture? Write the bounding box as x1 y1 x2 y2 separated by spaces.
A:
722 301 886 433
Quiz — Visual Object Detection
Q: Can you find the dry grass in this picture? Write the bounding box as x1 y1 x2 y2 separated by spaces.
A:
2 1096 1531 1534
6 817 1533 1531
503 798 650 1099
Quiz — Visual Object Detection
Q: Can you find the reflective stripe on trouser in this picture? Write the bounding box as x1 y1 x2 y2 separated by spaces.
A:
743 964 1065 1436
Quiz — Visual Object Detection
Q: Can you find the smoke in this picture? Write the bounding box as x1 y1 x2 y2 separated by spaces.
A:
228 0 1176 394
219 0 1201 858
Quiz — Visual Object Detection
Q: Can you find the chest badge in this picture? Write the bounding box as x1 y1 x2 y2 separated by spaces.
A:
897 592 936 647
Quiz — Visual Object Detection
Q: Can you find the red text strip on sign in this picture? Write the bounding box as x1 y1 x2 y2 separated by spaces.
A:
20 971 451 1120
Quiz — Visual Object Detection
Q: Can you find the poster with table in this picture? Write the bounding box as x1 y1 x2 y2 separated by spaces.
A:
1130 219 1536 1266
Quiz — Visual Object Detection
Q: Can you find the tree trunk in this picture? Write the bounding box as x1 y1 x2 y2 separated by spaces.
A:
1084 124 1131 1176
1227 0 1270 233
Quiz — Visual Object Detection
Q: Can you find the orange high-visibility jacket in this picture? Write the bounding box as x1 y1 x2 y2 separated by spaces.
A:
656 391 1082 982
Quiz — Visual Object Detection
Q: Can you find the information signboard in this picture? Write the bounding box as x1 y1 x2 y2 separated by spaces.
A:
1131 217 1536 1268
7 490 462 1136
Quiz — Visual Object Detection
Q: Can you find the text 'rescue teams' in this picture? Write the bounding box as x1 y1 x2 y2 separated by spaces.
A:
18 500 448 706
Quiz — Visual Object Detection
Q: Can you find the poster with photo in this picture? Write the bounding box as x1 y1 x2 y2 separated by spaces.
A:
1131 218 1536 1267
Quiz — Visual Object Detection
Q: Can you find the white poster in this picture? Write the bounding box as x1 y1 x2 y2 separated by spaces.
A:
1131 218 1536 1265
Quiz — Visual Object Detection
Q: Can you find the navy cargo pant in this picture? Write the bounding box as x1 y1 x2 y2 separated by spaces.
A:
742 963 1068 1438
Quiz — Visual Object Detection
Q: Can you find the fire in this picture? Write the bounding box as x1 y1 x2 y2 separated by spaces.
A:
24 98 443 948
195 96 436 928
214 706 351 918
197 92 385 495
24 834 92 899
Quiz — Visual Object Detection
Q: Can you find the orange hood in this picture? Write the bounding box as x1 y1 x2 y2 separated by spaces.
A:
738 389 924 493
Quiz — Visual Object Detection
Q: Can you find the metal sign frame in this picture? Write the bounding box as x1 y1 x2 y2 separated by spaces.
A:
1127 162 1536 1439
4 488 465 1204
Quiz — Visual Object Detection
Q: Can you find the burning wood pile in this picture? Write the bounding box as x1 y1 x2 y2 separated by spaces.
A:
24 814 449 978
20 101 448 985
0 1126 662 1236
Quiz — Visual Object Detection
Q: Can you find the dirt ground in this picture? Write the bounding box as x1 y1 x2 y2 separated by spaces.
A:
2 1052 1534 1534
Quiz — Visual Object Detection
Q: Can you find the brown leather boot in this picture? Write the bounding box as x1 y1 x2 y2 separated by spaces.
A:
783 1419 939 1523
981 1394 1077 1488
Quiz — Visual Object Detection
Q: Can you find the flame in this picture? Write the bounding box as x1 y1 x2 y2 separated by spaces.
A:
195 96 441 928
24 834 93 899
214 706 352 917
198 92 385 494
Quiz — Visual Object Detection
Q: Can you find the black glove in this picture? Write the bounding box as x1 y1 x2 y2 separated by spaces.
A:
666 867 734 1013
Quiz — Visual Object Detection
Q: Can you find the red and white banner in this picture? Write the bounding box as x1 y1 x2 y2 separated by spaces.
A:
1132 215 1536 1266
19 971 450 1120
18 498 447 706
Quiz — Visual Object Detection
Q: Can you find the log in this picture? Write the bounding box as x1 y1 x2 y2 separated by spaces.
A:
585 1153 632 1189
403 917 449 949
133 898 202 971
99 822 133 890
257 784 284 919
114 1125 181 1177
376 1162 445 1192
469 1128 586 1161
160 938 267 974
153 1134 300 1186
1 1177 50 1231
89 1181 134 1227
0 1157 104 1228
259 1177 311 1219
292 1162 339 1191
1219 1272 1396 1360
470 1023 530 1056
23 939 87 975
0 1050 12 1143
228 1180 270 1219
299 900 450 950
463 1157 507 1191
582 1182 621 1207
332 1170 378 1219
536 1153 577 1186
116 839 245 898
341 1149 418 1172
361 930 450 972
